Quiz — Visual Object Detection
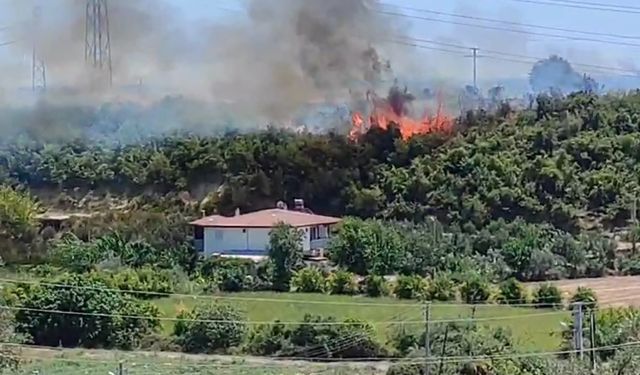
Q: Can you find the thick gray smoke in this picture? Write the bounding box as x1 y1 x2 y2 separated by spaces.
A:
205 0 402 122
0 0 408 137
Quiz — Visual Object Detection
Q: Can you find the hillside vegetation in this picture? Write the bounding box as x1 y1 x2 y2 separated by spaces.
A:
4 92 640 374
2 92 640 231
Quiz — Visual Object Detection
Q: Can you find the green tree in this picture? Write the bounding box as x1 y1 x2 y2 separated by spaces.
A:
268 223 303 292
0 186 39 240
174 302 247 353
329 218 406 275
15 274 159 349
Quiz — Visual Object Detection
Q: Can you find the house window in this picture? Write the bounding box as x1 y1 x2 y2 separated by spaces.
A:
310 226 320 241
194 226 204 240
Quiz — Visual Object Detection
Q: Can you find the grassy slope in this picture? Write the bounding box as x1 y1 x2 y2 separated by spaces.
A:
154 292 566 352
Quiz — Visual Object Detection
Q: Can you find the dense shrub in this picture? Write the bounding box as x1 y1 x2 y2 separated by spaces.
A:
99 267 176 298
426 273 457 301
174 302 247 353
498 278 528 305
327 270 358 295
50 233 105 273
362 275 389 297
329 218 406 276
460 276 491 304
198 257 256 292
393 275 427 300
291 267 326 293
533 284 563 309
570 286 598 308
268 224 304 292
14 274 159 349
265 315 386 359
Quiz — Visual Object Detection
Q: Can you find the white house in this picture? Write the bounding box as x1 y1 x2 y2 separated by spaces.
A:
190 202 341 259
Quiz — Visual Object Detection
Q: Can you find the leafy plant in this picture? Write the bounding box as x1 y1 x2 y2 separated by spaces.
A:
291 267 326 294
533 283 563 309
570 286 598 309
268 224 304 292
174 302 247 353
15 274 159 349
498 278 528 305
460 276 491 304
426 273 457 301
362 275 389 297
327 270 358 295
393 275 427 300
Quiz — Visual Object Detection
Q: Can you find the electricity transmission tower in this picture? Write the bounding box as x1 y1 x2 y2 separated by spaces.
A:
85 0 112 86
31 6 46 92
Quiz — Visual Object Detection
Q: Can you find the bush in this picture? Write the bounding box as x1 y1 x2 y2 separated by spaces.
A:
362 275 389 297
570 286 598 309
50 233 106 273
394 275 427 300
533 283 563 309
198 257 256 292
498 278 527 305
329 218 406 275
291 267 326 293
244 323 292 356
460 276 491 304
268 224 304 292
100 267 176 298
327 270 358 295
174 302 247 353
15 274 159 349
426 273 457 301
619 255 640 276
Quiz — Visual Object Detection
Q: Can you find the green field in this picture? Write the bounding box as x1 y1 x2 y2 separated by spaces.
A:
17 348 384 375
154 292 568 352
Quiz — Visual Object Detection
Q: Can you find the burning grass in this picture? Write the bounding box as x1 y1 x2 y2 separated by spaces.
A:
350 85 454 140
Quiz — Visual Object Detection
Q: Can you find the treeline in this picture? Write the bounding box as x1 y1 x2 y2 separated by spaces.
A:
4 92 640 230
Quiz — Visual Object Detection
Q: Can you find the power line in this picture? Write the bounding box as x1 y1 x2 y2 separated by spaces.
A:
378 10 640 48
0 40 16 48
0 304 568 326
0 277 580 308
506 0 640 14
397 36 640 76
386 4 640 40
9 339 640 366
548 0 640 11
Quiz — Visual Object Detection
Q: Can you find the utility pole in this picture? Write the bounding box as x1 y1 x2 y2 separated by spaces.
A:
424 302 431 375
589 310 597 373
572 302 585 360
85 0 113 87
31 5 46 93
464 48 483 91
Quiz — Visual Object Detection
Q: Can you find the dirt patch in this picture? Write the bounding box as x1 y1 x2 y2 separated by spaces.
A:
530 276 640 307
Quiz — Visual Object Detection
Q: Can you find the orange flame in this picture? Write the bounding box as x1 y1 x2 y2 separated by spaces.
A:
349 92 453 140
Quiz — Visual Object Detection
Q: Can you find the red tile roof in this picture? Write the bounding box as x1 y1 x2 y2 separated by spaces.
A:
190 209 341 228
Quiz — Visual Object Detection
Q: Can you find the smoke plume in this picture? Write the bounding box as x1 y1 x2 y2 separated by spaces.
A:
205 0 402 122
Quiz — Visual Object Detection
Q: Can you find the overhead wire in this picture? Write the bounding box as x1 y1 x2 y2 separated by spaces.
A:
377 9 640 48
0 304 570 326
9 339 640 366
506 0 640 14
385 4 640 40
391 36 640 77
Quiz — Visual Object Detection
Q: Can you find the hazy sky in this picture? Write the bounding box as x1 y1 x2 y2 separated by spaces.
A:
0 0 638 90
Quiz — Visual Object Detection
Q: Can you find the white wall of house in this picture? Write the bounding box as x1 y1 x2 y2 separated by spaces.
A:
201 224 335 257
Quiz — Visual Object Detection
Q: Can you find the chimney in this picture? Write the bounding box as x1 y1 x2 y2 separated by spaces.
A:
201 210 206 218
294 199 304 211
235 208 241 217
276 201 287 210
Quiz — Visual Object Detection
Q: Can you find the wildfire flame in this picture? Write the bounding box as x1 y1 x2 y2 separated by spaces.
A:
349 89 454 140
